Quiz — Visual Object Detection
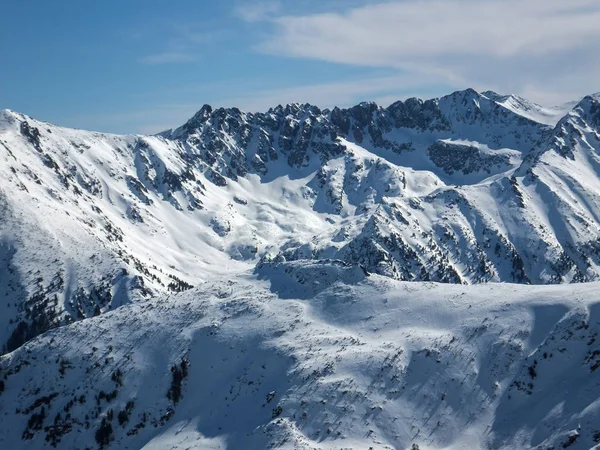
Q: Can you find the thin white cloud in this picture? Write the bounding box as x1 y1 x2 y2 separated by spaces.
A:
263 0 600 60
235 1 281 22
135 22 230 66
214 73 449 112
254 0 600 104
139 52 196 65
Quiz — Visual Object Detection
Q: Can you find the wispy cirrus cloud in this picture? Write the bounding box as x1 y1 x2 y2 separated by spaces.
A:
252 0 600 104
261 0 600 61
135 21 230 66
138 52 196 65
214 73 450 112
235 1 282 22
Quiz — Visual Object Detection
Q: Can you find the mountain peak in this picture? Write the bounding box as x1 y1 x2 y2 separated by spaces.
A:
481 90 504 100
0 109 26 133
571 94 600 129
0 108 20 121
442 87 483 102
578 93 600 106
170 104 214 137
192 103 213 120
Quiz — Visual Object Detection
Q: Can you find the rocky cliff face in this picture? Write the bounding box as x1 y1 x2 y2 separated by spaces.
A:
160 88 547 181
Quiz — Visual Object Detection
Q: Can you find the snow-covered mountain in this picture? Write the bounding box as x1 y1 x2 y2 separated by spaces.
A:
2 263 600 449
1 89 600 449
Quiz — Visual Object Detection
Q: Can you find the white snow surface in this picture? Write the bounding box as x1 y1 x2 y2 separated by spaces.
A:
1 89 600 448
1 263 600 449
482 91 578 126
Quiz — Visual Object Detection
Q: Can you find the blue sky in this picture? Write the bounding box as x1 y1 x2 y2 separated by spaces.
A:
1 0 599 134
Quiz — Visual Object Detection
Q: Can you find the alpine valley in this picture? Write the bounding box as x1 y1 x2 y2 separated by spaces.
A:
1 89 600 449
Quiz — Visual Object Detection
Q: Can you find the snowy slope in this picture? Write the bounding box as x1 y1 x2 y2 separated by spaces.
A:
2 89 600 358
2 88 600 449
1 262 600 449
482 91 578 126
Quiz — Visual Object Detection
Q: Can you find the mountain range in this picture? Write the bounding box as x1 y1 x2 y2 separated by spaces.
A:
1 88 600 449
